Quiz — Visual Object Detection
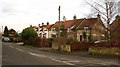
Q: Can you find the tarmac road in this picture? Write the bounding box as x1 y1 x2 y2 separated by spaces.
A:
2 42 119 67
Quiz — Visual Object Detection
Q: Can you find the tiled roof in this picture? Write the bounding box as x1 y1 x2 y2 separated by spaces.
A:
77 18 97 29
110 15 120 30
53 20 75 29
38 24 53 30
53 18 98 30
72 18 97 30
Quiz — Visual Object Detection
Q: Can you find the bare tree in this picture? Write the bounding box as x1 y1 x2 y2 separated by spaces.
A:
86 0 119 40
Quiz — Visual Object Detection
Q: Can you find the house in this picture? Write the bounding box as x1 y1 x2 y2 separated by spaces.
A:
50 15 77 38
29 22 53 38
71 14 107 41
37 22 53 38
50 14 106 41
110 15 120 41
8 29 16 37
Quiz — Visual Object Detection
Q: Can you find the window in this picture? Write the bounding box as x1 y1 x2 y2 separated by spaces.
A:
93 34 96 36
67 28 71 32
84 27 89 30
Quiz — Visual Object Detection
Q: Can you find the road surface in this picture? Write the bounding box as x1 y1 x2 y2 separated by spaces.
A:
2 42 119 67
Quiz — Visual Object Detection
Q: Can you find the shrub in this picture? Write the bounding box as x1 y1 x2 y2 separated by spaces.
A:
35 37 51 47
66 37 74 44
21 28 38 45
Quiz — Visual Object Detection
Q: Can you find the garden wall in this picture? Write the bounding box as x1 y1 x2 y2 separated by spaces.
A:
89 46 120 56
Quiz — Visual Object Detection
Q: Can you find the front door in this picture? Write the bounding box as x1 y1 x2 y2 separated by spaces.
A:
80 35 82 41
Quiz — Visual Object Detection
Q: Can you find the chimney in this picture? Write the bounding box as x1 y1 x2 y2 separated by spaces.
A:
115 15 120 25
47 22 49 25
30 25 32 28
63 16 66 21
115 15 119 20
97 14 101 22
42 23 44 26
38 24 40 27
73 15 77 20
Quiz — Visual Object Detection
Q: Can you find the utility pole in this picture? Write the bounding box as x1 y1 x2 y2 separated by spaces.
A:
2 26 3 33
58 6 61 37
58 6 61 50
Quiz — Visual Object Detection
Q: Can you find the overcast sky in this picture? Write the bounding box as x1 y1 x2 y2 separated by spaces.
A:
0 0 119 33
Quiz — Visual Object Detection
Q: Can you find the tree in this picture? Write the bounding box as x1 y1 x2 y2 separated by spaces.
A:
21 28 38 45
86 0 118 40
3 26 9 37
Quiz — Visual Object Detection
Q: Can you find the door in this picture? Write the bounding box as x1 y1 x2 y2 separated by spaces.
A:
80 35 82 41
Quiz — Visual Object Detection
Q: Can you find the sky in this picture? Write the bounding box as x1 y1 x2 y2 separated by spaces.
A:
0 0 119 33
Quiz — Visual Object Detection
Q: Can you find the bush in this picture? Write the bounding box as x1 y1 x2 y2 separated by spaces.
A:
66 37 74 44
35 37 51 47
94 41 120 47
70 41 94 51
21 28 38 45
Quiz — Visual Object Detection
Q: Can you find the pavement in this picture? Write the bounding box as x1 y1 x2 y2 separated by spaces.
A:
32 46 119 60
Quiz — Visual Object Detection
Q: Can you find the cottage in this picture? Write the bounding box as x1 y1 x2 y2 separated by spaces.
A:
29 22 53 38
110 15 120 41
71 14 107 41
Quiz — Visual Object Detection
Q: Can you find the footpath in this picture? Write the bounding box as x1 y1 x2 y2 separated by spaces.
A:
37 47 118 60
16 43 118 60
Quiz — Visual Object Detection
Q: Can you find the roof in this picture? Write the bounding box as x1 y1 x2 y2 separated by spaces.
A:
53 18 98 30
110 15 120 30
38 24 53 30
72 18 97 30
53 20 76 29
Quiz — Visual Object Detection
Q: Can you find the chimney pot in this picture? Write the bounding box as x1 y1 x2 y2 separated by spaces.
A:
47 22 49 25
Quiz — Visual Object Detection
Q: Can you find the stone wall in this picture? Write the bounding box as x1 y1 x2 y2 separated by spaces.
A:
89 46 120 56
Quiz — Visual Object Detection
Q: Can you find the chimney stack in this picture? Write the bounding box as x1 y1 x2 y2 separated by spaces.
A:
63 16 66 21
97 14 101 22
73 15 77 20
30 25 32 27
42 23 44 26
38 24 40 27
47 22 49 25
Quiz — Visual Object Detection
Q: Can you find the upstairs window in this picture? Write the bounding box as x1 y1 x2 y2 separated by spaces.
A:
84 27 89 30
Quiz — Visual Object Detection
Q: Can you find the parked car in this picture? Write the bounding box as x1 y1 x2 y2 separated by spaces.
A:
13 37 23 43
94 40 108 43
2 37 10 42
94 40 110 47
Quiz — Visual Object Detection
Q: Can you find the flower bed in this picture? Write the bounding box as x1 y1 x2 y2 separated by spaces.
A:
89 46 120 56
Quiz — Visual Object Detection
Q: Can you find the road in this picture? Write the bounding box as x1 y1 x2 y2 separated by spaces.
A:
2 42 119 67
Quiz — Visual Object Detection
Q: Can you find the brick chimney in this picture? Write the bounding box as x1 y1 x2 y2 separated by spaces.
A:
97 14 102 22
42 23 44 26
47 22 49 25
115 15 120 25
115 15 120 20
38 24 40 27
73 15 77 20
63 16 66 21
30 25 32 28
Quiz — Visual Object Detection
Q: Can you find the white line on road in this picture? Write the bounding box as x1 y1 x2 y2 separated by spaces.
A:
67 60 79 63
28 52 74 65
62 61 74 65
16 48 23 52
9 46 14 48
28 52 47 57
49 58 74 65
